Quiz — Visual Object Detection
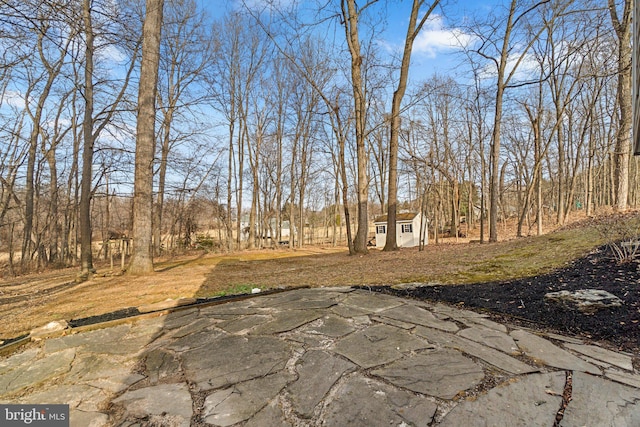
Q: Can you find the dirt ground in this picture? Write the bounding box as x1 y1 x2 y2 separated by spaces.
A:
1 211 639 356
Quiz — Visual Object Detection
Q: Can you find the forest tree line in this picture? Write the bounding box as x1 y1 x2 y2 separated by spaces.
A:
0 0 636 275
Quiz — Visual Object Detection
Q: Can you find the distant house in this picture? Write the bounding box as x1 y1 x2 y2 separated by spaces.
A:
240 215 293 241
373 212 428 248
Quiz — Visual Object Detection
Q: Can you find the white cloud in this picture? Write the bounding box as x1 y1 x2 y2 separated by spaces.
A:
413 15 475 57
233 0 296 12
478 51 541 83
97 44 127 64
1 90 26 109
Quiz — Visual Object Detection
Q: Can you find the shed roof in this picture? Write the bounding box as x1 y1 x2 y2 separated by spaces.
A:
373 212 419 223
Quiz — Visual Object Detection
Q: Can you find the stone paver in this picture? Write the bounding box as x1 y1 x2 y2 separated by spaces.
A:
333 323 432 368
0 348 75 395
288 350 355 417
182 335 292 390
560 372 640 427
249 310 324 335
111 383 193 427
371 349 485 399
244 400 292 427
457 325 519 354
322 374 438 427
439 372 566 426
564 343 634 371
379 304 459 332
342 291 405 312
0 287 638 426
300 315 356 337
605 369 640 388
511 329 601 374
415 326 538 375
203 373 294 426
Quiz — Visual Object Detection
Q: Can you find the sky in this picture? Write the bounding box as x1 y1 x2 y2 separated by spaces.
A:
203 0 500 79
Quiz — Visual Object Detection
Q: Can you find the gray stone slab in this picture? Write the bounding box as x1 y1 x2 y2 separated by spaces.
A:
198 300 260 317
166 328 224 352
0 348 75 396
143 348 182 384
182 335 292 390
69 410 109 427
352 315 372 326
164 317 212 339
456 316 509 332
564 343 634 371
414 326 538 375
457 326 519 354
162 309 199 330
249 310 323 335
321 286 354 293
544 332 583 345
300 315 356 337
124 317 165 342
203 373 294 426
333 324 432 368
379 304 459 332
87 374 146 394
216 314 271 334
439 372 566 426
288 350 356 417
66 354 135 382
283 331 333 348
511 329 601 374
322 374 438 427
45 324 154 357
112 382 192 427
330 304 371 318
244 400 293 427
545 289 623 313
605 369 640 388
560 371 640 426
257 289 342 308
372 349 484 399
0 348 40 375
431 303 489 319
270 299 338 310
19 384 107 412
342 291 405 313
44 325 130 354
370 315 415 330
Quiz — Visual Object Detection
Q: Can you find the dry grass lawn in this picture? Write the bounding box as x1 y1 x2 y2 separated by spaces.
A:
1 211 636 341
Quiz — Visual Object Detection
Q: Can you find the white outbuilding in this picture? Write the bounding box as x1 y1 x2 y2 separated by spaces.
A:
373 212 428 248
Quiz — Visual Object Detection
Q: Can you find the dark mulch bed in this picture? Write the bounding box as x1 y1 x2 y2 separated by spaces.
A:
372 245 640 354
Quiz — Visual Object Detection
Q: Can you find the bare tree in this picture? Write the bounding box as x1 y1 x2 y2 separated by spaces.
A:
154 0 213 256
79 0 139 278
129 0 164 275
340 0 371 254
384 0 440 251
608 0 632 211
469 0 559 242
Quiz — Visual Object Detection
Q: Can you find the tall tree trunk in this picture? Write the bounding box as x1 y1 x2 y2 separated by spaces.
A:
129 0 164 274
342 0 369 254
79 0 95 277
154 105 174 256
385 0 439 251
609 0 632 211
227 121 234 251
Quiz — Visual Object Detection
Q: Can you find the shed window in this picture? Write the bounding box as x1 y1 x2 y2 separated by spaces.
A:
376 225 386 234
401 224 413 233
